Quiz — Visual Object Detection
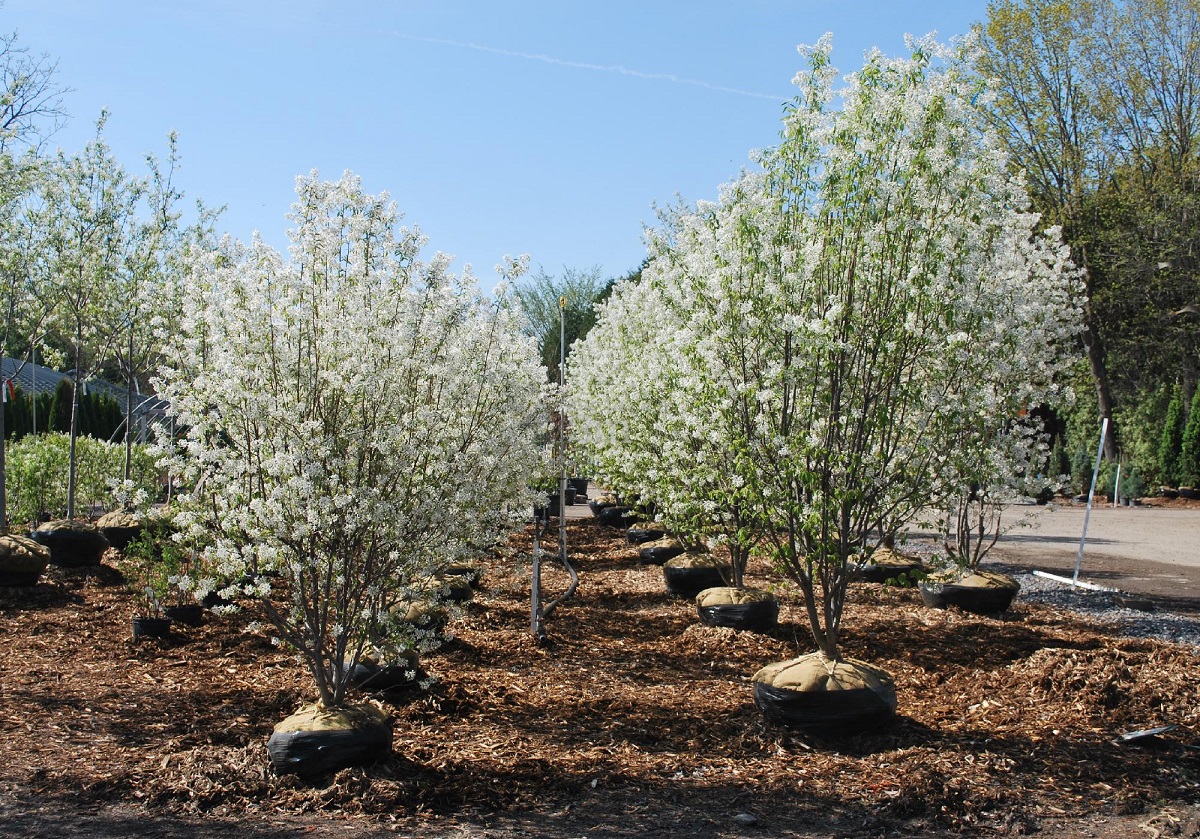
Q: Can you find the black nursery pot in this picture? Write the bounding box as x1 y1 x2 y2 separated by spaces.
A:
537 493 563 518
132 616 172 641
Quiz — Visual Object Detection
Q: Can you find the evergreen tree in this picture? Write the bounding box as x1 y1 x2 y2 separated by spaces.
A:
1158 384 1186 486
49 379 72 433
2 387 31 439
1181 387 1200 487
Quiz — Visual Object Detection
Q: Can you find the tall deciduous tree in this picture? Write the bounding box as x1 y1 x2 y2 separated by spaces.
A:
158 172 543 709
35 114 141 518
978 0 1200 458
110 132 219 486
0 26 68 155
513 265 615 383
0 24 67 530
571 36 1082 661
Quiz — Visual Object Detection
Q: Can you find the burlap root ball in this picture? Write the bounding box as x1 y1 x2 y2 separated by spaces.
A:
267 702 392 777
919 567 1020 614
32 519 111 567
695 586 779 631
0 534 51 586
753 652 897 734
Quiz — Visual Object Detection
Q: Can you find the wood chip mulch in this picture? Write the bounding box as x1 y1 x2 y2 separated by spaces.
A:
0 515 1197 836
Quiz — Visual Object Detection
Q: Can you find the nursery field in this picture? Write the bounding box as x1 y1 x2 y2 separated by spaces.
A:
0 515 1198 839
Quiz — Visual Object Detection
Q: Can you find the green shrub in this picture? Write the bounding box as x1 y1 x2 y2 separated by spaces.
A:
1114 385 1171 485
4 433 161 527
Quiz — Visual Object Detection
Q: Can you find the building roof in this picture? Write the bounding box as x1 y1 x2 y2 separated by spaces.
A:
1 357 167 420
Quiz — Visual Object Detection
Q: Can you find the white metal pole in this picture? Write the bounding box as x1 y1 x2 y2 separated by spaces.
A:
1113 462 1121 508
1073 417 1109 585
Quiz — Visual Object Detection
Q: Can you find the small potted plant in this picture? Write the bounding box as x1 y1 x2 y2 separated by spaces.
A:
129 558 173 641
126 518 208 639
126 515 208 625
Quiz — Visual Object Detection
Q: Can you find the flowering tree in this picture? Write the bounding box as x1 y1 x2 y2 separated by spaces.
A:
158 172 543 708
742 36 1079 658
33 115 143 519
569 179 784 587
571 36 1082 662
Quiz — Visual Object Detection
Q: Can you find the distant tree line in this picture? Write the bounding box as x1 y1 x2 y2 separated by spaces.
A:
2 380 124 443
979 0 1200 491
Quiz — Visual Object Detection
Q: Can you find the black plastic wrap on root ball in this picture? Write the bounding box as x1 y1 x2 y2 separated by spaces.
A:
663 565 726 597
697 600 779 632
639 543 685 565
99 525 142 552
919 582 1017 614
753 682 896 735
856 562 923 585
267 720 392 779
344 660 426 693
32 528 110 568
597 506 640 528
588 499 620 516
626 526 666 544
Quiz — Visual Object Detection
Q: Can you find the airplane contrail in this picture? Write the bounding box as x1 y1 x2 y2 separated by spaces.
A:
400 34 786 101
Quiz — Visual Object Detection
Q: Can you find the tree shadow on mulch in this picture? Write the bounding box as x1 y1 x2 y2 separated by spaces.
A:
0 580 87 612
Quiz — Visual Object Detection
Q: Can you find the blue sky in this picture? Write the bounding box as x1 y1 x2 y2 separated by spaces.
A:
6 1 991 289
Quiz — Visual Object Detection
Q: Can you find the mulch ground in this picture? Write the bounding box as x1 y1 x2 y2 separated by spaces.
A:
1 514 1198 838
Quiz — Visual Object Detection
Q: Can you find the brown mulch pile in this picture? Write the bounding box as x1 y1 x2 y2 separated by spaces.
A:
1 516 1198 837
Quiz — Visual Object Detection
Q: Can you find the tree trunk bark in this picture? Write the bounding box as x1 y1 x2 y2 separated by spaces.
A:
67 376 79 520
1081 318 1119 461
124 330 134 482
